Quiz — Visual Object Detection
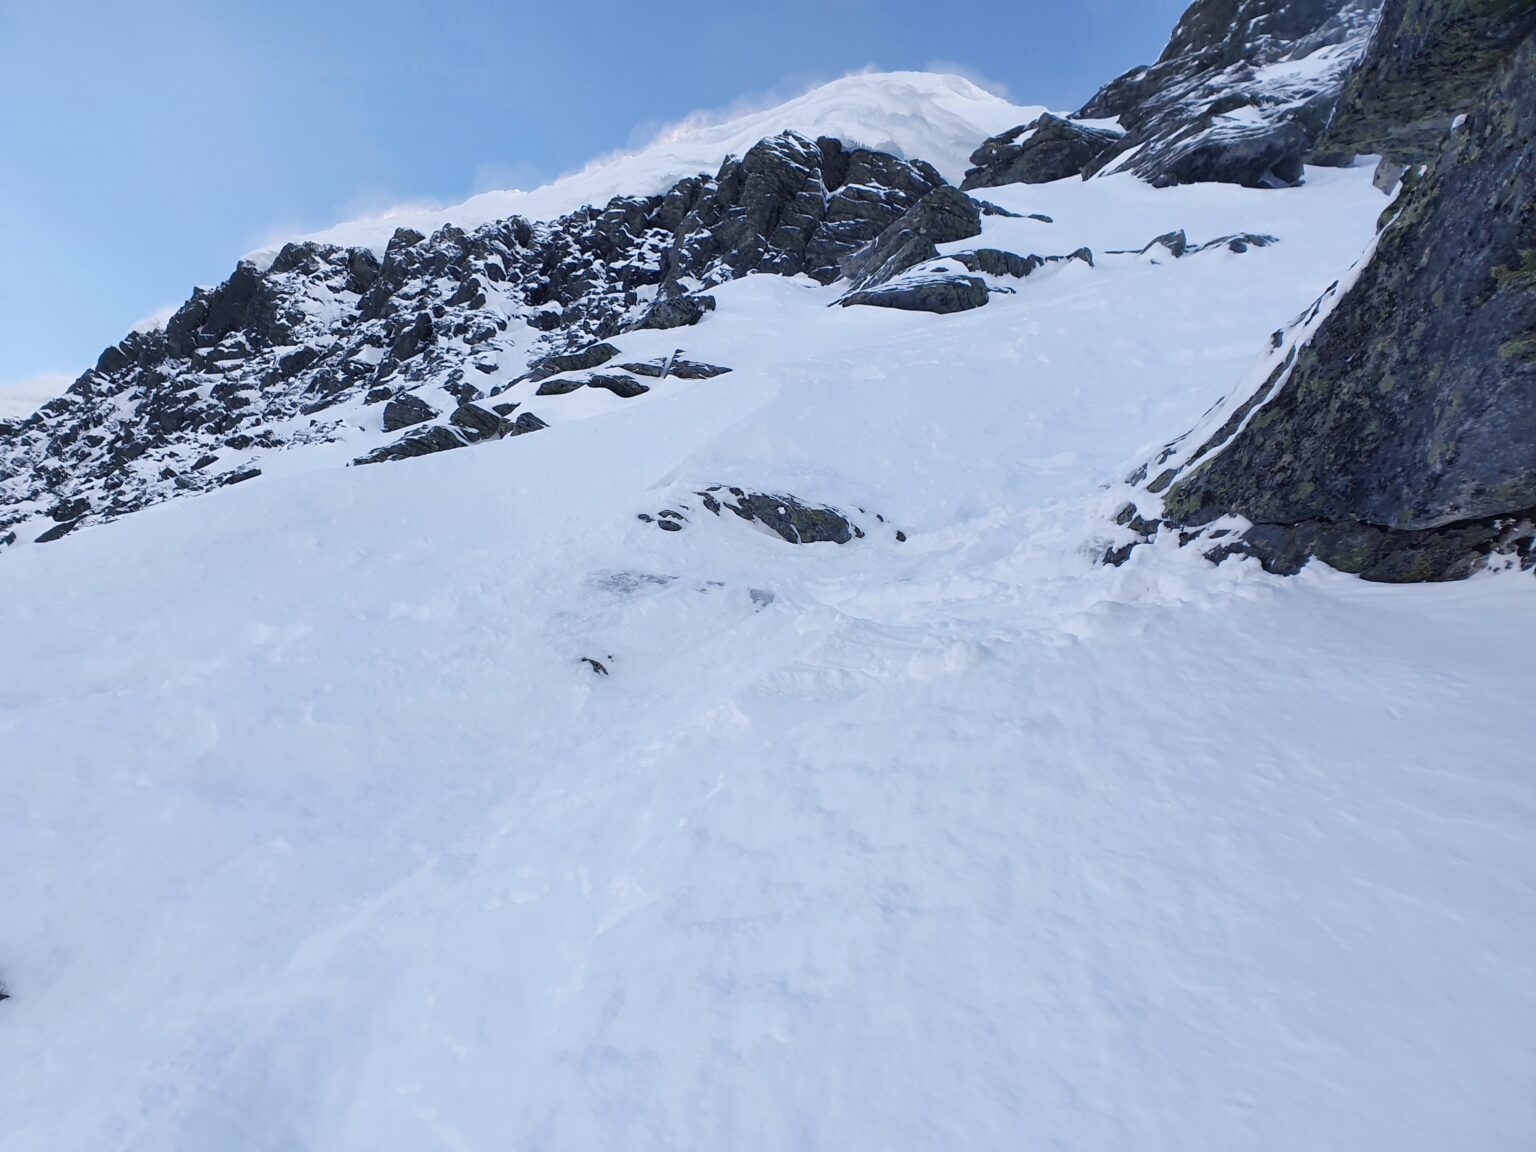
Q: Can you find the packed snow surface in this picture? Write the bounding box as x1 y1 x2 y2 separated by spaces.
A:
255 73 1043 261
3 163 1534 1151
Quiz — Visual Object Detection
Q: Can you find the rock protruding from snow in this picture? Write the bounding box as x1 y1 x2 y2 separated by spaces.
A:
1075 0 1381 188
381 393 439 432
630 293 716 331
961 115 1124 189
0 133 948 547
840 188 983 290
1148 24 1536 581
839 274 992 315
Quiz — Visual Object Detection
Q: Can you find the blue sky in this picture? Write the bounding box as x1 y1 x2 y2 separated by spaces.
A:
0 0 1188 392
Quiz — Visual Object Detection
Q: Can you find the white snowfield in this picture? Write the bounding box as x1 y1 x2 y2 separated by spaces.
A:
254 72 1044 263
3 77 1535 1152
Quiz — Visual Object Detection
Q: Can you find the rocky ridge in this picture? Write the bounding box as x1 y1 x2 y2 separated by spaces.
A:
964 0 1382 190
0 134 957 545
1116 6 1536 581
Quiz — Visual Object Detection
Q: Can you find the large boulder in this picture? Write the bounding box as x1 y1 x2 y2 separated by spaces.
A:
448 403 507 441
839 274 991 315
630 294 716 331
381 393 438 432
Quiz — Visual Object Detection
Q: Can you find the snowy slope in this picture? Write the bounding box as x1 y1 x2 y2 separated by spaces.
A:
259 72 1044 261
2 155 1534 1152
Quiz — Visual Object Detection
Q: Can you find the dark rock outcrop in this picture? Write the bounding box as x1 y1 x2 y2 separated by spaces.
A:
1157 23 1536 580
585 374 649 398
840 188 983 289
1106 230 1278 258
1076 0 1381 188
631 293 716 331
381 393 438 432
961 115 1123 189
525 342 622 382
839 273 991 315
663 359 732 380
0 130 945 545
507 412 549 437
353 425 469 466
1320 0 1536 165
448 403 507 441
950 249 1048 278
699 487 860 544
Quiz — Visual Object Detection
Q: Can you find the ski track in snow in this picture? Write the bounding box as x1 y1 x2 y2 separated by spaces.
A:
2 161 1534 1150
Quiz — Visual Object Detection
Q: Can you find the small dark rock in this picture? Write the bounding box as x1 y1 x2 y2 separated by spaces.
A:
586 374 649 398
712 490 858 544
665 360 732 380
507 412 548 437
950 249 1046 279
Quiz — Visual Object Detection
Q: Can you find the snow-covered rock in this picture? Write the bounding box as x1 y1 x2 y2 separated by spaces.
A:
959 0 1383 192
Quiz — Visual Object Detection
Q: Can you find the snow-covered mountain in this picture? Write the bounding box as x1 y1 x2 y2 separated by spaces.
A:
2 1 1533 1149
275 71 1046 257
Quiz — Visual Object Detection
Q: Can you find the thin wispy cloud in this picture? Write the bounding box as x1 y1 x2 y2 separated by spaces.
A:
922 60 1015 101
0 372 73 419
624 66 882 154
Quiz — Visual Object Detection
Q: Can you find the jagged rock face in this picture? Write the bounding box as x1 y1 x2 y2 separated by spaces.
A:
1160 24 1536 580
839 188 983 290
1319 0 1536 164
1077 0 1382 187
0 132 942 545
960 115 1123 189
